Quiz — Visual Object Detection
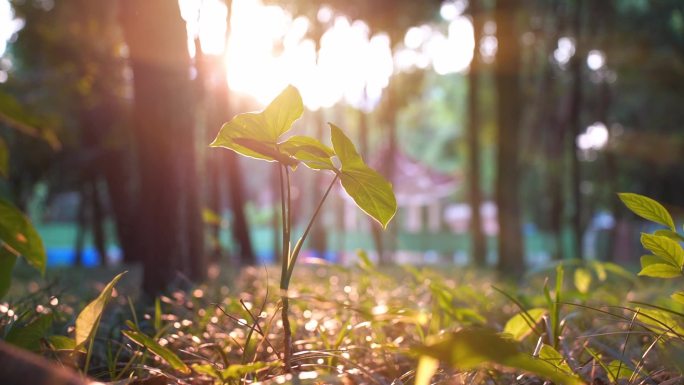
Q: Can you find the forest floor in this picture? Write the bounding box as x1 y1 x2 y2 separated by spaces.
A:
4 259 684 385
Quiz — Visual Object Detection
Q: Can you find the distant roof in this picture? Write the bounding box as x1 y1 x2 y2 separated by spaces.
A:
338 145 460 206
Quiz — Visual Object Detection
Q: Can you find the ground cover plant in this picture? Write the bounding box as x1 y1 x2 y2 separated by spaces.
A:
3 85 684 385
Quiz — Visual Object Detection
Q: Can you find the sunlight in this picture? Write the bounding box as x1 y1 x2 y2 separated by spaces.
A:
180 0 472 109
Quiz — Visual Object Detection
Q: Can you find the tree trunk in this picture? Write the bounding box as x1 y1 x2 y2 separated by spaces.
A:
467 2 487 267
120 0 205 293
495 0 525 277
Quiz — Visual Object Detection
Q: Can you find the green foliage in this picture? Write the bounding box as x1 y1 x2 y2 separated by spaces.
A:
211 85 397 370
123 326 191 375
619 193 684 279
413 328 583 385
5 313 53 352
618 193 676 231
75 271 126 347
192 361 278 383
503 308 547 341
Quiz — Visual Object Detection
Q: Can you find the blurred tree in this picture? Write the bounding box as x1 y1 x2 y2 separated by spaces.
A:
120 0 206 293
467 1 487 267
6 0 139 266
494 0 525 276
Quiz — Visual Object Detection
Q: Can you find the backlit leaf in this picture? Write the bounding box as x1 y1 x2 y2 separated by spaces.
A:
123 329 190 374
641 254 671 268
638 263 682 278
619 193 675 231
210 113 278 161
330 124 397 228
640 233 684 268
503 308 546 341
414 328 583 385
0 198 46 274
47 335 83 352
262 85 303 139
606 360 635 381
75 272 126 346
539 344 574 375
280 135 335 170
654 229 684 242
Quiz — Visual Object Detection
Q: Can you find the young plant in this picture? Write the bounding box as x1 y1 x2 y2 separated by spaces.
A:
210 85 397 370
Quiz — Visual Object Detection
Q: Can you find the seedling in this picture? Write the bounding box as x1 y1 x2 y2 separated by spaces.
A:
210 85 397 370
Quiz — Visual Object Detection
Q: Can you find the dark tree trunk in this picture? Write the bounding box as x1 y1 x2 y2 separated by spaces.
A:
90 180 107 265
495 0 525 277
120 0 205 294
226 150 256 265
309 110 328 258
467 1 487 267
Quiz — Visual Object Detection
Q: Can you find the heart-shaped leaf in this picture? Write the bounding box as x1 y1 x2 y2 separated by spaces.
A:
330 124 396 228
262 85 304 139
210 86 303 163
0 198 46 274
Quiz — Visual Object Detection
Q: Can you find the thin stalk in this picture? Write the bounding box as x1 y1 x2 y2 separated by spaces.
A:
278 165 290 290
278 164 293 372
286 174 339 283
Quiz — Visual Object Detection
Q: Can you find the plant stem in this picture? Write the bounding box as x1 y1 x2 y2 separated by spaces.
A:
278 164 293 372
286 174 339 283
278 165 290 290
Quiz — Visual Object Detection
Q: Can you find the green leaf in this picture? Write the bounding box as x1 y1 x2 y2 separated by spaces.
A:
0 136 8 178
123 329 190 374
279 135 335 170
0 246 17 298
503 308 546 341
641 254 670 268
210 113 278 161
638 263 682 278
6 313 53 352
640 233 684 268
606 360 634 381
636 308 684 336
262 85 303 139
413 328 583 385
573 268 591 294
538 344 574 375
0 198 46 274
330 124 397 228
414 356 439 385
672 291 684 305
210 86 303 163
75 272 126 346
619 193 675 231
220 361 279 380
654 229 684 242
46 335 83 352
